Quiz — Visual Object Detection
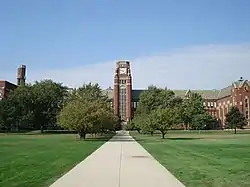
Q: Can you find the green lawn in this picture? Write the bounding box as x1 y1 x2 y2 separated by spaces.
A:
0 133 113 187
131 130 250 187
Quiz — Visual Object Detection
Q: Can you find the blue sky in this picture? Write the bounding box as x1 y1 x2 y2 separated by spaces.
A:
1 0 250 89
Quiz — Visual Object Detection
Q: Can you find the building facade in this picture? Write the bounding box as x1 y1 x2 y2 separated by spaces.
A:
0 65 26 100
103 61 250 128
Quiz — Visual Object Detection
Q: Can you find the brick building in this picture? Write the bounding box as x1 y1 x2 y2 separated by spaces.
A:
0 65 26 100
103 61 250 128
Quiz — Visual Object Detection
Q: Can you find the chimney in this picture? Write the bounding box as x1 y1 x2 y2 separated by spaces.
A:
17 65 26 86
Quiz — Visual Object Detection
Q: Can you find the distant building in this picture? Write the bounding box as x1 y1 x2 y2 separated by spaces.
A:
105 61 250 128
0 65 26 100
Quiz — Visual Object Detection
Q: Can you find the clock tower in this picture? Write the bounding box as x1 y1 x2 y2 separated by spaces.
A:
113 61 132 121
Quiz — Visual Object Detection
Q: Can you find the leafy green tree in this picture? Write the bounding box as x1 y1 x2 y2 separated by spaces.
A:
151 107 179 139
192 113 215 132
58 82 117 139
58 99 92 139
7 84 35 131
131 115 143 133
180 93 206 130
125 120 135 131
32 80 68 132
0 84 35 132
72 83 110 103
0 99 16 132
136 113 156 136
225 106 247 134
58 97 115 139
135 85 177 115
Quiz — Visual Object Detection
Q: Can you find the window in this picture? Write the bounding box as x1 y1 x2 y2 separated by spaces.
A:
214 102 217 107
119 79 126 84
132 102 136 108
211 102 214 107
119 88 126 119
246 111 249 119
203 102 206 106
245 98 248 108
208 102 210 107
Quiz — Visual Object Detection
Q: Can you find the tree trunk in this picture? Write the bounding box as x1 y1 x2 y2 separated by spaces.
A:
234 127 237 134
161 132 165 139
40 125 44 133
150 131 153 136
137 129 141 134
185 123 188 130
79 132 86 140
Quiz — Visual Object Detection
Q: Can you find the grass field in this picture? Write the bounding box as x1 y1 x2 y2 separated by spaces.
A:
130 130 250 187
0 133 113 187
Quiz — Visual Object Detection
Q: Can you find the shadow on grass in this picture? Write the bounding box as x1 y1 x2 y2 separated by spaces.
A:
84 133 145 142
166 137 203 141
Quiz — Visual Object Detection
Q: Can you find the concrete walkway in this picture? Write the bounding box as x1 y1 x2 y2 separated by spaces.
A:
50 131 185 187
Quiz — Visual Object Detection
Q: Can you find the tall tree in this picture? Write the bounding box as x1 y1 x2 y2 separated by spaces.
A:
8 84 35 130
58 82 117 139
135 85 177 115
225 106 247 134
192 113 215 132
151 107 179 139
0 84 35 132
0 99 16 132
180 92 206 130
32 80 68 132
140 113 157 136
58 94 116 139
72 83 110 103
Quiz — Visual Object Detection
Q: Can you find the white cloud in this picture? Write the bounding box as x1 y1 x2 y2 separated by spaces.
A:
2 44 250 90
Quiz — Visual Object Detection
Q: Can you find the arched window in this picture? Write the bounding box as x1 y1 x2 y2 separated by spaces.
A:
245 98 249 108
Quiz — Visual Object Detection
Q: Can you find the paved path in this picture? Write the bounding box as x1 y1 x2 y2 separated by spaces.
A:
50 131 185 187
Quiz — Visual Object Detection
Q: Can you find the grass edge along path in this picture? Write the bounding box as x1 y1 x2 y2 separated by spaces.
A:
130 130 250 187
0 132 114 187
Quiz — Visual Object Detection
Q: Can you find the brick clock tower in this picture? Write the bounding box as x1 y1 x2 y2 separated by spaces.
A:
113 61 132 122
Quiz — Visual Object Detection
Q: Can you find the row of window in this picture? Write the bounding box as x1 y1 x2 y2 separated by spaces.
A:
203 102 217 108
119 79 126 84
132 101 139 108
245 98 249 108
119 88 127 119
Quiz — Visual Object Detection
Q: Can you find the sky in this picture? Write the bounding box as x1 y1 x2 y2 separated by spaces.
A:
0 0 250 90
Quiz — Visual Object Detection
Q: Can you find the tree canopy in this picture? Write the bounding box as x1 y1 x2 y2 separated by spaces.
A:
57 83 118 139
135 86 180 115
225 106 247 134
0 80 68 132
130 86 218 139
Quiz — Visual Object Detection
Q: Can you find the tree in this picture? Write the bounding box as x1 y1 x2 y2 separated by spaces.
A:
32 80 68 133
225 106 247 134
180 93 206 130
140 113 157 136
192 113 215 132
135 86 176 115
0 84 35 132
131 115 143 133
132 113 156 135
7 84 35 131
58 82 117 139
58 97 115 139
0 80 68 133
72 83 110 103
0 99 16 132
151 107 179 139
